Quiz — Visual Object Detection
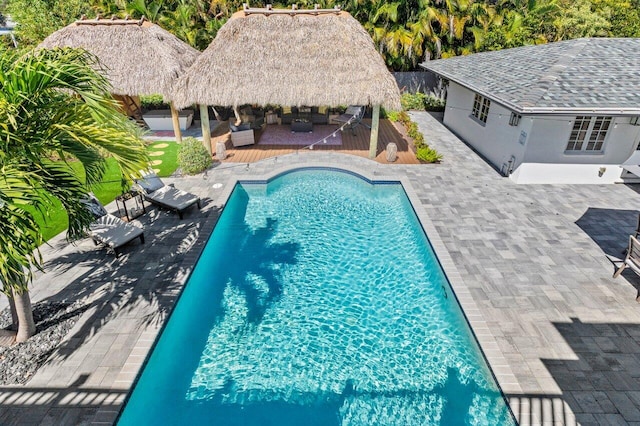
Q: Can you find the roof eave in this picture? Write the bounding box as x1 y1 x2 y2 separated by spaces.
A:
423 65 640 117
521 107 640 116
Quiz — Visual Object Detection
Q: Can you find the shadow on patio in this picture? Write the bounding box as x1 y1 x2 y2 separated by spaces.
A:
30 199 221 363
506 317 640 425
0 374 125 424
575 207 639 257
543 318 640 424
0 200 220 422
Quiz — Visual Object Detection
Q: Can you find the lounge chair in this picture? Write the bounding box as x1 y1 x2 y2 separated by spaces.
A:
607 235 640 278
331 105 370 135
135 172 201 219
81 193 144 256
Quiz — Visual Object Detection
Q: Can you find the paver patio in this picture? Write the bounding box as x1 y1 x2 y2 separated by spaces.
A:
1 111 640 425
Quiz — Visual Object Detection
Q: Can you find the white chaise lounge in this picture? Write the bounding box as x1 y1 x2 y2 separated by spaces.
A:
82 194 145 256
135 171 201 219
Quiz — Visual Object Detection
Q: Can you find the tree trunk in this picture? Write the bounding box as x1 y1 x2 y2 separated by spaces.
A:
7 294 18 331
12 288 36 342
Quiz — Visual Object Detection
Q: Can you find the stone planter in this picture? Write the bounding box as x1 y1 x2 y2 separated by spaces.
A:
143 109 194 131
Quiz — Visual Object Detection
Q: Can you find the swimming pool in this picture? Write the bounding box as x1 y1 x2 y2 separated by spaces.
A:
118 169 515 425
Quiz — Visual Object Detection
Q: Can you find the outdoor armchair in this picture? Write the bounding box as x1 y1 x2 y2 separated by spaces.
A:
607 235 640 278
229 122 255 147
331 105 370 135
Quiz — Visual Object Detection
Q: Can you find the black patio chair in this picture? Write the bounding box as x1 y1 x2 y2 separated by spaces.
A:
331 105 370 135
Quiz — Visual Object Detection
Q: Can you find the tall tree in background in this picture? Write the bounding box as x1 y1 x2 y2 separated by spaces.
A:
6 0 93 47
0 48 149 341
593 0 640 37
547 0 610 40
121 0 229 50
346 0 441 70
478 0 558 51
3 0 638 84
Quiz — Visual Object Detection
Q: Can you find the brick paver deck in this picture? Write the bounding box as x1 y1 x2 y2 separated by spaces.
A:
2 111 640 425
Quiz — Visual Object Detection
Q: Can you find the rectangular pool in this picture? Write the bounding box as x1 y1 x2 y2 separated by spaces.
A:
118 169 515 425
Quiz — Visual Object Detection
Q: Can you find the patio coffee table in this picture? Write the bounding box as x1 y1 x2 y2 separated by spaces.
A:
291 119 313 133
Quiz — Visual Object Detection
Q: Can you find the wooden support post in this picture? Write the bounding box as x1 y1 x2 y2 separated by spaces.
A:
200 104 212 156
368 104 380 159
170 102 182 143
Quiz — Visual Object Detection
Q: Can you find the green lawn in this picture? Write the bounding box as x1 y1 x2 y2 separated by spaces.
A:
147 140 179 177
28 141 179 242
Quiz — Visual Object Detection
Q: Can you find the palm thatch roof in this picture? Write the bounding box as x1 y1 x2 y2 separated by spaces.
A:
171 8 401 111
39 17 199 98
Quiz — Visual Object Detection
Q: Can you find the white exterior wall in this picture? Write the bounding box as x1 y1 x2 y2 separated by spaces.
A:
443 82 528 174
442 82 640 184
511 115 640 183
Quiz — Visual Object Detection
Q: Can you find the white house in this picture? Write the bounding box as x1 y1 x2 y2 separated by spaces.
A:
422 38 640 184
0 15 17 48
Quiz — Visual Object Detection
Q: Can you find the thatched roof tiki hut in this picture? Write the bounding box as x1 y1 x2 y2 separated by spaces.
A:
172 5 401 158
39 16 200 143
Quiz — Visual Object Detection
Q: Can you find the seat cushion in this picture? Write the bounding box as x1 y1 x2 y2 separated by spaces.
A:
145 186 200 211
230 122 252 132
81 193 108 219
345 106 362 116
89 214 143 249
136 173 165 193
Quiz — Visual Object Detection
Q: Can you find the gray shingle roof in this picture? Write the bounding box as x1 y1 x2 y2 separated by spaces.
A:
421 38 640 115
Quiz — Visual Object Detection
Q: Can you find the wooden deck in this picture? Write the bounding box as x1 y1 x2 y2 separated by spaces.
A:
210 119 419 164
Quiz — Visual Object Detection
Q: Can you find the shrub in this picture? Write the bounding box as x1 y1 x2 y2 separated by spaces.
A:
386 110 401 122
387 105 442 163
400 92 445 111
398 111 411 124
387 110 412 122
140 94 167 110
178 137 212 175
401 93 427 111
424 95 445 111
407 122 421 139
413 133 426 148
416 146 443 163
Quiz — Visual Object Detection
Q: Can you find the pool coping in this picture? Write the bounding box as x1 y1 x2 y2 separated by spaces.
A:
102 160 521 424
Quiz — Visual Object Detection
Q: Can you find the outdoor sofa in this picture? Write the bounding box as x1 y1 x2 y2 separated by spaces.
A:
278 106 330 124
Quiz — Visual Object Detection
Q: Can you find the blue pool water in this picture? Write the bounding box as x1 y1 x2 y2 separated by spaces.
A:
118 169 515 425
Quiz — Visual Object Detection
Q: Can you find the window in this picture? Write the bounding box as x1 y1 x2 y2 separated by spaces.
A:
509 112 521 126
566 116 612 153
472 94 490 124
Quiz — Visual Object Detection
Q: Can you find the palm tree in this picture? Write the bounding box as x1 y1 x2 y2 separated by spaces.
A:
6 0 96 47
121 0 225 50
349 0 439 70
0 165 45 341
0 47 149 342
